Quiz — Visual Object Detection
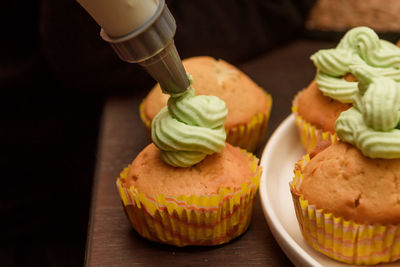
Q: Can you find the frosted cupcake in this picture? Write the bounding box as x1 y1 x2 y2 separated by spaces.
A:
290 69 400 265
293 26 400 152
140 56 272 152
118 85 261 246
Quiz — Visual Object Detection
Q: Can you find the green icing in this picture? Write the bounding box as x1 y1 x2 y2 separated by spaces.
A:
151 86 227 167
338 27 400 68
311 26 400 103
311 49 363 77
315 71 358 103
335 67 400 159
168 87 228 129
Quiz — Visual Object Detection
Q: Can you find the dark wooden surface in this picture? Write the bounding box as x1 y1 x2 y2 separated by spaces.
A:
85 40 334 266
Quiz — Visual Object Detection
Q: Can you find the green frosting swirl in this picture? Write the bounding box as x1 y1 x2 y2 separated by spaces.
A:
335 67 400 159
151 87 227 167
315 71 358 103
311 26 400 103
338 28 400 68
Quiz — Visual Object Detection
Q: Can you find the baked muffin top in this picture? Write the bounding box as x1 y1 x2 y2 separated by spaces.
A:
294 27 400 133
294 80 351 133
295 141 400 225
143 56 271 129
124 143 254 196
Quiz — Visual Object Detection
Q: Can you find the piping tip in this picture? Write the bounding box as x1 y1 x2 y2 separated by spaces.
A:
100 0 189 94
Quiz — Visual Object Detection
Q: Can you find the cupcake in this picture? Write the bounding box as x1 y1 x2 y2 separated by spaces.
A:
118 85 261 246
140 56 272 152
292 26 400 152
290 69 400 264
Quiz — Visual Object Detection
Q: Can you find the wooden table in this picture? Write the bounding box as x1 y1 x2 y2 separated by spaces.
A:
85 40 334 266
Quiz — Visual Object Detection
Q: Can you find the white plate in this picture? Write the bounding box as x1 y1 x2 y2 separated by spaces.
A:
259 114 396 267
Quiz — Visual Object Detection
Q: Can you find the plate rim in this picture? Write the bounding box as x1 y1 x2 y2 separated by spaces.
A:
259 114 321 267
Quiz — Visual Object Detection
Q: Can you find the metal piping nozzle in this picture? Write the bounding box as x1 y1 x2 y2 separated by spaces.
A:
100 0 189 95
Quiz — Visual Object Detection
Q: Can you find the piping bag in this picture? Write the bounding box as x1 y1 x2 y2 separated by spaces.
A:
77 0 189 95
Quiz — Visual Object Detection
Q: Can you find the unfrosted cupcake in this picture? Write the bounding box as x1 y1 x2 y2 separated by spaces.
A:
140 56 272 152
117 85 261 246
292 26 400 152
290 69 400 265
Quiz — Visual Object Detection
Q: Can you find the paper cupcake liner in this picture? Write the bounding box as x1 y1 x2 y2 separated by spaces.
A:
139 101 151 130
290 155 400 265
116 150 262 247
225 111 270 152
291 105 337 153
139 93 272 152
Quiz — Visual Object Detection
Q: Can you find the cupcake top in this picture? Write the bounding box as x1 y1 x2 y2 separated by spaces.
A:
152 85 228 167
335 66 400 159
296 141 400 225
311 26 400 103
294 27 400 133
144 56 270 129
124 143 254 196
295 80 352 133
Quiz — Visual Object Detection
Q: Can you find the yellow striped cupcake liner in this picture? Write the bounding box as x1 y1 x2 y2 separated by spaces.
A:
116 150 262 247
139 101 151 130
139 93 272 153
290 155 400 265
291 105 337 153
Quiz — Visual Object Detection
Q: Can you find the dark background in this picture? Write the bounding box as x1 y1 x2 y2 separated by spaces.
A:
0 0 341 266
